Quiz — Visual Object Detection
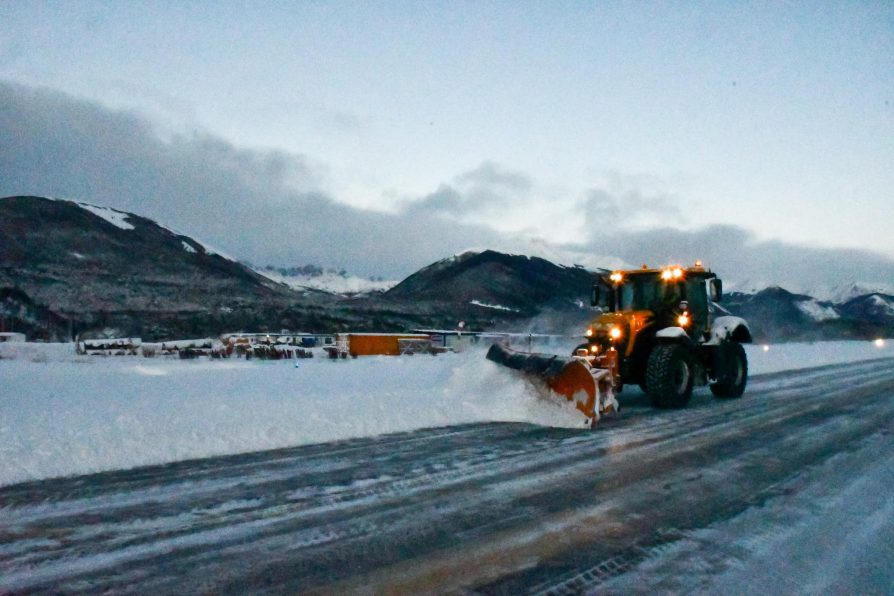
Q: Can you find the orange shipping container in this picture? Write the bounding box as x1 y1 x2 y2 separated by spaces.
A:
340 333 432 357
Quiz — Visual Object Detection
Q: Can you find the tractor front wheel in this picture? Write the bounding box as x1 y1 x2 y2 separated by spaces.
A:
710 342 748 398
646 343 694 408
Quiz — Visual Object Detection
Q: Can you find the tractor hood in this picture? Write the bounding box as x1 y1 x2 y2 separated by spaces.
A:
586 310 655 357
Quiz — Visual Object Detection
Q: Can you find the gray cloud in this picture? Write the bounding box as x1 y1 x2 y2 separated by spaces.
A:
407 161 532 217
582 187 685 230
3 80 894 293
0 81 509 277
455 161 533 193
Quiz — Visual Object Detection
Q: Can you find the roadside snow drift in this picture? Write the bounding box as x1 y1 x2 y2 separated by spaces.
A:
1 340 891 486
0 348 584 486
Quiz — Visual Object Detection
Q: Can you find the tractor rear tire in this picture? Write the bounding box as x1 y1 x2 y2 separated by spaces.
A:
647 343 694 408
710 342 748 398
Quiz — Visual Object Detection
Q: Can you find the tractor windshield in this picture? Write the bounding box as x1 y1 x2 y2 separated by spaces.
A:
618 277 683 311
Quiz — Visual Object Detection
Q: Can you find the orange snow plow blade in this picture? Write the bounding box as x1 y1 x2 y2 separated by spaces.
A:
486 343 617 426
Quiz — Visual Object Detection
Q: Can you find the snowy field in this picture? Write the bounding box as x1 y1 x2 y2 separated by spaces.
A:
1 340 891 487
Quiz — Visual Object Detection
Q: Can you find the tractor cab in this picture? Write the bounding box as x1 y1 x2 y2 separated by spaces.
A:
591 263 721 343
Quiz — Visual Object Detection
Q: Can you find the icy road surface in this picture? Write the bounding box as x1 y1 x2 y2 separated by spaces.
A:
1 358 892 593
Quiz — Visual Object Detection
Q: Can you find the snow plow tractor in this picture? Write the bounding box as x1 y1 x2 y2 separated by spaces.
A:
487 263 752 424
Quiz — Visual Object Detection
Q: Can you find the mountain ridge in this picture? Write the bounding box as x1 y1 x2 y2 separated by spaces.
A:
2 196 892 342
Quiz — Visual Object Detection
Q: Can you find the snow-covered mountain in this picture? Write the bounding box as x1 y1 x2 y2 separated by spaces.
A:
808 282 894 304
255 268 396 296
839 293 894 325
728 279 894 305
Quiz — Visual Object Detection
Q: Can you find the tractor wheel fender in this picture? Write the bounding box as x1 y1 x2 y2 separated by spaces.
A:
654 327 697 350
707 316 752 345
655 326 689 340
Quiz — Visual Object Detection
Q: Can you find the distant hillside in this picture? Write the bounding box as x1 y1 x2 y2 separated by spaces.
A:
0 196 336 338
721 287 892 341
837 293 894 334
0 287 70 341
386 249 599 313
381 250 602 333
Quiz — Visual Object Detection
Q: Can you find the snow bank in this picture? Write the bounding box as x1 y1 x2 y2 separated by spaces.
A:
745 340 892 375
1 340 891 487
0 350 583 486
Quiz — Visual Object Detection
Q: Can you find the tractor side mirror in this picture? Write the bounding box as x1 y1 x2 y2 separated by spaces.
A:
710 279 722 302
591 284 601 307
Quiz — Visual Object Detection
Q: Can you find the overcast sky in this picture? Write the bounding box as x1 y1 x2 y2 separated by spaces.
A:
1 1 893 288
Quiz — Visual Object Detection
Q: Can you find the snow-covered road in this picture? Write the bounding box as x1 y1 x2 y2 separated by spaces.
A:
2 358 892 593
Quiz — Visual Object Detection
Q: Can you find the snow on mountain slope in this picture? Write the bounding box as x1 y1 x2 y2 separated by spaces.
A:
795 299 839 321
47 195 238 261
75 203 135 231
728 279 894 304
257 269 396 295
869 294 894 316
150 219 238 261
811 282 894 304
470 300 519 312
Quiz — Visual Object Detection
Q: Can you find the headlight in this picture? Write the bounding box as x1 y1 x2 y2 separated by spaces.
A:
678 313 690 327
609 326 622 340
585 328 593 337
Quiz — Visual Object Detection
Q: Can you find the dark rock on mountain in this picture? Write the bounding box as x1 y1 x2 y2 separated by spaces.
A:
382 249 601 333
0 287 70 341
836 293 894 337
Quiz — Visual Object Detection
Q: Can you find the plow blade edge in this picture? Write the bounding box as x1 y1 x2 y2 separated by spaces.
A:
486 343 614 425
